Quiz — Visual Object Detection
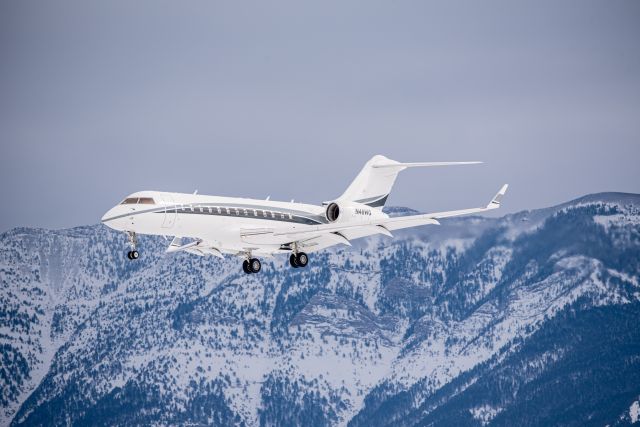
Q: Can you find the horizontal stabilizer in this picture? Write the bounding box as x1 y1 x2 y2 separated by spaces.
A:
338 155 483 209
372 161 482 168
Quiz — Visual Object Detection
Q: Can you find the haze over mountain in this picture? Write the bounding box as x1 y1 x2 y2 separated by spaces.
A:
1 192 639 426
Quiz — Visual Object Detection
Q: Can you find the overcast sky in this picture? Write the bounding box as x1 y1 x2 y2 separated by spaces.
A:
1 1 639 231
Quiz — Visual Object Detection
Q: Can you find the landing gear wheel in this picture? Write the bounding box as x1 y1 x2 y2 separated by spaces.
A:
290 254 299 268
290 252 308 268
242 260 252 274
249 258 261 273
127 251 132 260
127 250 139 260
296 252 308 267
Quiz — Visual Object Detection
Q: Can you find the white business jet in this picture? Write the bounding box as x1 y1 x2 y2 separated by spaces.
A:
101 155 508 274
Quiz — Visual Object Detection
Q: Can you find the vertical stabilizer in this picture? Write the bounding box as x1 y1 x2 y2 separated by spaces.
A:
337 155 403 208
337 155 482 209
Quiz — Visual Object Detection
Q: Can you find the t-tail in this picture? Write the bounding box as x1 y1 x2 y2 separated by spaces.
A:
336 154 482 209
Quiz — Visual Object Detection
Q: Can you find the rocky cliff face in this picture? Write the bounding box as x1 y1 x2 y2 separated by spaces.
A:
1 193 639 426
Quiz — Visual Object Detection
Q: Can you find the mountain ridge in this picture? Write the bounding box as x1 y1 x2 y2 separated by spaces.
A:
1 192 639 426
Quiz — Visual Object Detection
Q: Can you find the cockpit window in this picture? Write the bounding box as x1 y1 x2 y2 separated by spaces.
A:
120 197 155 205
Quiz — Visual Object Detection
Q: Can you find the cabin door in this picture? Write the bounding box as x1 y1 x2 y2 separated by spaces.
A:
161 194 177 229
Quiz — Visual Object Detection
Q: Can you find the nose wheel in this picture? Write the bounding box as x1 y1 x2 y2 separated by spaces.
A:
127 250 139 260
242 258 262 274
289 252 308 268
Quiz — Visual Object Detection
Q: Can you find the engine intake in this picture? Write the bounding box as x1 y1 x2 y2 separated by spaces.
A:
325 202 340 222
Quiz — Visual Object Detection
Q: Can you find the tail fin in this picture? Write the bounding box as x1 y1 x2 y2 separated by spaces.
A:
337 155 482 209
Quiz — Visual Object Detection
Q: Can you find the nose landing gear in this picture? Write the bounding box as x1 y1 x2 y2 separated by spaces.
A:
125 231 139 261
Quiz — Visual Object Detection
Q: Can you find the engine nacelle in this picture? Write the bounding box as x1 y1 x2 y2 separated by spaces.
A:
325 202 341 222
324 201 384 223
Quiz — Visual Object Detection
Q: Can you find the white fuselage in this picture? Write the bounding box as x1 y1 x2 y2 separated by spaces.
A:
101 190 382 256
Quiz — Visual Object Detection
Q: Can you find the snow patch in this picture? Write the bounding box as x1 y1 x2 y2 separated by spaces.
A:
594 213 640 231
630 400 640 424
470 404 503 425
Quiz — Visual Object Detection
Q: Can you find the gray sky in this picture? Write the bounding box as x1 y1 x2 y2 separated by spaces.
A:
1 0 639 232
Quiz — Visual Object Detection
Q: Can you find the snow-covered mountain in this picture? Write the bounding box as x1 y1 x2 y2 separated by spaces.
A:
1 192 639 426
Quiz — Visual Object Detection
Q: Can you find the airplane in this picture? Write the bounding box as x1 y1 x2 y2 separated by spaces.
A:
101 155 508 274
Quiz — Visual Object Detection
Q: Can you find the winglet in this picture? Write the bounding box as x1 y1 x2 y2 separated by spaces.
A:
487 184 509 209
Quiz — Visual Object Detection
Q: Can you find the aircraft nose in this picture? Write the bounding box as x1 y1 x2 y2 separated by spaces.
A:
101 207 120 227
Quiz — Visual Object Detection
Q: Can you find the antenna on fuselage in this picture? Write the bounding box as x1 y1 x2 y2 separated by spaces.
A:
193 190 198 195
266 195 271 201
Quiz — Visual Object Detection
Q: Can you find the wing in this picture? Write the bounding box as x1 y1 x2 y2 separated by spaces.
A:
383 183 508 230
166 236 224 258
240 184 508 251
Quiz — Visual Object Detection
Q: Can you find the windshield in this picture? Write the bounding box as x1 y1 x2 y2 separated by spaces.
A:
121 197 155 205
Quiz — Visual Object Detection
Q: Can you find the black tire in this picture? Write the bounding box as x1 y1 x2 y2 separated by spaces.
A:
242 260 252 274
250 258 261 273
127 251 132 260
289 253 299 268
296 252 308 267
131 250 139 260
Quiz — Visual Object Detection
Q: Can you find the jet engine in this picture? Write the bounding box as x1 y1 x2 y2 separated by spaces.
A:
325 202 341 222
324 201 383 223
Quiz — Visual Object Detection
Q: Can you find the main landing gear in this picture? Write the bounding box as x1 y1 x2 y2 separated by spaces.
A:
242 258 262 274
125 231 139 260
289 252 308 268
